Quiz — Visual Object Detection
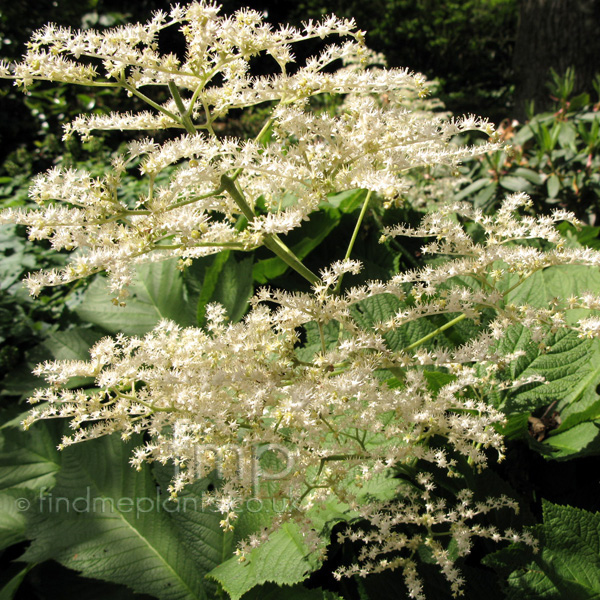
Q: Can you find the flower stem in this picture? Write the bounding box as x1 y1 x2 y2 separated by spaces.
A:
220 175 320 285
120 79 181 123
318 321 327 354
334 189 372 295
168 81 197 134
403 313 468 352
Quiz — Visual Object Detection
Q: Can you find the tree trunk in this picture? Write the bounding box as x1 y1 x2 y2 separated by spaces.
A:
513 0 600 119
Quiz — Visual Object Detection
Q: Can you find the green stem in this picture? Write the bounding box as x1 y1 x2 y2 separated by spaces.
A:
219 529 234 594
333 189 372 295
319 413 341 440
187 79 207 117
344 189 372 260
263 236 321 286
220 175 320 285
120 80 181 123
115 391 175 413
200 97 217 137
502 269 541 297
220 175 256 221
164 186 225 213
403 313 468 352
168 81 197 135
255 116 275 145
298 484 329 504
467 440 483 467
317 322 327 355
315 453 367 479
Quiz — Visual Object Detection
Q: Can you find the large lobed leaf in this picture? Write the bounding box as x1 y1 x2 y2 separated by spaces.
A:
495 265 600 458
77 254 254 335
0 418 61 492
490 502 600 600
21 433 224 600
208 522 320 600
76 259 197 335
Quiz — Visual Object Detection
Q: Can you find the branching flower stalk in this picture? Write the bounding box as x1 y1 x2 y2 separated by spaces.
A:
3 3 600 598
0 1 499 299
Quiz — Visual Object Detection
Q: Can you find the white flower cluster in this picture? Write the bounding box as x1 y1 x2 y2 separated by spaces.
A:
333 482 537 597
5 2 600 597
0 1 499 299
21 190 600 595
380 193 600 342
21 247 553 597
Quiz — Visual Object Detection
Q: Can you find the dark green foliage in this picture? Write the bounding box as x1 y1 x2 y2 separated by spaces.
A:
0 224 72 396
486 502 600 599
285 0 517 120
456 71 600 222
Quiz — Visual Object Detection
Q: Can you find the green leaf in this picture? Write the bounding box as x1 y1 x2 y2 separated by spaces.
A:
350 292 475 353
76 93 96 110
506 569 563 600
22 433 221 600
554 398 600 432
350 293 410 352
454 178 492 202
569 93 590 112
76 259 196 335
473 181 498 209
295 320 341 362
547 123 559 150
544 422 600 459
307 470 399 538
1 328 103 398
211 464 396 599
493 265 600 455
508 265 600 325
547 174 561 198
483 539 538 577
505 331 600 409
0 490 28 550
321 189 366 213
188 252 254 327
503 502 600 599
194 250 232 326
423 371 456 394
557 121 577 148
500 412 530 440
504 265 600 396
207 522 320 600
151 465 228 598
40 328 105 388
495 326 600 460
0 343 51 398
500 176 535 193
557 223 600 250
37 328 101 359
209 254 254 323
512 167 546 186
0 420 61 492
0 564 35 600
